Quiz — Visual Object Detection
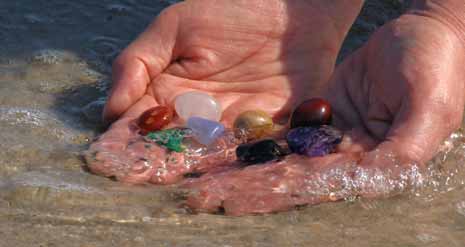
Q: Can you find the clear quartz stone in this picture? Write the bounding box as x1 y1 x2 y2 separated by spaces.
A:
174 91 222 122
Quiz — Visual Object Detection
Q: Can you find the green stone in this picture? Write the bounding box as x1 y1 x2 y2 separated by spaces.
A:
145 128 188 152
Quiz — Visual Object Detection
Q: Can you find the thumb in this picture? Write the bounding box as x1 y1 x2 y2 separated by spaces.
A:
103 6 179 123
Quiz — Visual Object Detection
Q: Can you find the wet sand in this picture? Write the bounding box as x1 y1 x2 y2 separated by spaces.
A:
2 0 465 246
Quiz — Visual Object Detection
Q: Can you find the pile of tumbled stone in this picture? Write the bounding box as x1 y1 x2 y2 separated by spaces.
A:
137 91 342 166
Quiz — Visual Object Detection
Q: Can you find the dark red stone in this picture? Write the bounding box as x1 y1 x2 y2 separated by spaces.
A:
138 106 173 134
290 98 332 128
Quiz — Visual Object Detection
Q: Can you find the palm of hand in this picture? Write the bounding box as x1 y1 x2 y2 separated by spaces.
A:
103 0 344 125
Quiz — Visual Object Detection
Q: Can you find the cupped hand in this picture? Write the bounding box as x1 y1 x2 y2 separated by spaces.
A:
328 13 465 169
184 13 465 215
90 0 365 188
102 0 362 125
95 0 465 215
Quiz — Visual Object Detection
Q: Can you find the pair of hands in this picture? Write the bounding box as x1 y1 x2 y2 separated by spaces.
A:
102 0 465 196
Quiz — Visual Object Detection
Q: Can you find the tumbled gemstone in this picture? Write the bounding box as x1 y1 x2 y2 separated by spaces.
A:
236 139 285 165
145 128 190 152
187 117 225 146
286 126 342 157
138 106 174 134
174 91 222 122
290 98 332 128
233 110 274 141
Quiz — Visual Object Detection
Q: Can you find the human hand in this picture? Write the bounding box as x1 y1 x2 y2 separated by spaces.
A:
88 0 366 187
328 13 465 169
183 12 465 215
102 0 363 125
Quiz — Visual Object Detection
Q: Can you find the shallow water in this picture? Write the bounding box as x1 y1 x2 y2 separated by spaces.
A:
1 0 465 246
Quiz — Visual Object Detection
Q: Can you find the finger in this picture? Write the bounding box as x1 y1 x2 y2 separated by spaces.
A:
377 95 463 165
366 81 464 168
325 47 368 131
326 48 382 154
366 19 465 165
103 6 180 123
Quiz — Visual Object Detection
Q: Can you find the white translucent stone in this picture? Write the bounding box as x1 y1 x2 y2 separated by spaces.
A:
174 91 222 122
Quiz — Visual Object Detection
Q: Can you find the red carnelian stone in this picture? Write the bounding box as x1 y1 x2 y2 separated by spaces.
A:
138 106 174 134
290 98 332 128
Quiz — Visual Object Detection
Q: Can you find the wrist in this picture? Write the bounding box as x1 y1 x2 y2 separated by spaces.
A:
408 0 465 45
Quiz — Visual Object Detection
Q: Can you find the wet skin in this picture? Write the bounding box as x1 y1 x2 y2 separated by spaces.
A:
94 0 465 214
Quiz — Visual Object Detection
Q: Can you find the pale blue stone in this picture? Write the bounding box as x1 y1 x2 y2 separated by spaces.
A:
187 117 225 146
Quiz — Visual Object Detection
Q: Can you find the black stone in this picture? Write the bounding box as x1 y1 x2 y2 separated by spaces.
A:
236 139 285 165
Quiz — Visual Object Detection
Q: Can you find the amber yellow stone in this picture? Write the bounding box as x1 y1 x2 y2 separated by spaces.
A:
233 110 274 140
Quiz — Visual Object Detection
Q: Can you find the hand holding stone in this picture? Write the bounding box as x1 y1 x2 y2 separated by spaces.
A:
182 10 465 214
102 0 364 125
326 13 465 181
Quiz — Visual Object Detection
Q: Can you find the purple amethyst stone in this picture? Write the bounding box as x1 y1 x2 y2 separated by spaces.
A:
286 126 343 157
